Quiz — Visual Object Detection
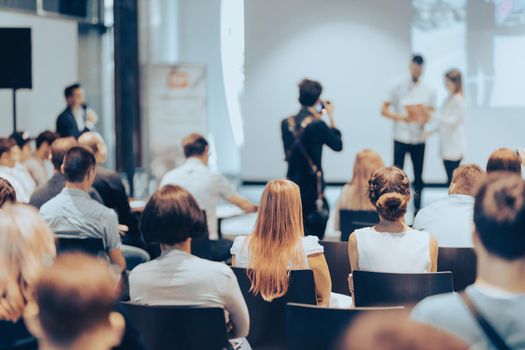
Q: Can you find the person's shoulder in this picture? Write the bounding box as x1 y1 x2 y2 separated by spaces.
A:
303 235 324 255
411 292 463 322
231 235 248 254
193 255 235 278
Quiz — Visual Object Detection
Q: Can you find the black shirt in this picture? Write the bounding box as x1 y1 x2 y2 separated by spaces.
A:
281 107 343 212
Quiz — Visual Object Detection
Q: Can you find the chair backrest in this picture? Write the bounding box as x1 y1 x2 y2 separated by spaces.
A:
286 303 404 350
319 241 351 295
232 267 316 348
437 247 477 291
353 270 454 307
55 235 105 257
339 210 379 241
121 303 231 350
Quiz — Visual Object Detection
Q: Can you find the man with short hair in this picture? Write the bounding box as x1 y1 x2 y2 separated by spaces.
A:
56 83 98 138
281 78 343 239
24 253 125 350
381 55 436 212
413 164 484 247
161 133 257 240
8 132 37 198
40 146 126 271
412 173 525 348
24 130 59 186
0 177 16 207
78 132 143 248
30 137 102 209
0 138 31 203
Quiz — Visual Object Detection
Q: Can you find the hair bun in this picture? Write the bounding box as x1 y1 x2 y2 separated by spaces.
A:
376 192 408 221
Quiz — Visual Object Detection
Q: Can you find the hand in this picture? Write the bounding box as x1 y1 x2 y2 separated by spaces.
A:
323 100 334 117
85 108 98 129
421 130 434 141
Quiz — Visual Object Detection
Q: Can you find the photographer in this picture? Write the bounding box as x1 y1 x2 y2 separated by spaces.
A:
281 79 343 239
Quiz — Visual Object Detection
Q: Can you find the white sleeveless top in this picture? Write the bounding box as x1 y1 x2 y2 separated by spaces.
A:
354 227 431 273
230 235 324 268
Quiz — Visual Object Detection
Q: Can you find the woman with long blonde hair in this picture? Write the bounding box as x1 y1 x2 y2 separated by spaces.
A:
231 179 332 306
0 204 56 322
334 149 384 231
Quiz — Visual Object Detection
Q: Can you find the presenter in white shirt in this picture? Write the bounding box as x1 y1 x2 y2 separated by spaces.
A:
381 55 436 211
424 69 466 185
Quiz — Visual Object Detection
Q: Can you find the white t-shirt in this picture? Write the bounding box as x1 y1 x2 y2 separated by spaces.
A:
230 235 324 268
129 249 249 339
160 158 236 239
354 226 431 273
386 77 436 144
413 194 474 247
0 166 31 203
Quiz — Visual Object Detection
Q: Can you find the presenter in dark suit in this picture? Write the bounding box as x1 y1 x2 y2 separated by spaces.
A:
56 83 98 138
281 79 343 239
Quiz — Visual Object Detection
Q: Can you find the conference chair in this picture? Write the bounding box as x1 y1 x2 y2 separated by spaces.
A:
286 303 404 350
437 247 477 291
55 234 105 257
319 241 351 295
352 270 454 307
121 303 233 350
339 210 379 241
232 267 316 350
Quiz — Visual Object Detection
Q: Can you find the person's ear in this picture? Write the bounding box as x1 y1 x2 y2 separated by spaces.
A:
107 312 125 348
23 302 45 340
60 164 65 175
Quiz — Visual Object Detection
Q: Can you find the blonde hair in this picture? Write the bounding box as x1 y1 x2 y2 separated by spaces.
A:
0 204 56 321
248 179 306 301
345 149 385 210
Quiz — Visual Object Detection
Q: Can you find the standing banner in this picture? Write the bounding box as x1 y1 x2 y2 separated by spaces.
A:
143 64 207 180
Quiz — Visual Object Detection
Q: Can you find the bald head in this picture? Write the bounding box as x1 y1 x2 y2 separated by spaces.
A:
51 137 77 171
78 132 107 164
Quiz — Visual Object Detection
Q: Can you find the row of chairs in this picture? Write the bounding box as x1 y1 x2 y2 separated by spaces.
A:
122 268 455 350
321 241 477 295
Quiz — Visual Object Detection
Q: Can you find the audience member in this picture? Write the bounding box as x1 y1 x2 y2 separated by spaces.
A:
9 132 37 196
0 177 16 207
24 130 58 186
29 137 102 209
0 137 31 202
129 185 250 341
79 132 143 248
413 164 484 247
0 204 56 349
334 149 384 231
348 167 438 291
281 78 343 239
56 83 98 138
412 173 525 349
337 311 467 350
24 253 125 350
231 179 332 306
40 146 126 271
160 133 257 239
486 147 522 175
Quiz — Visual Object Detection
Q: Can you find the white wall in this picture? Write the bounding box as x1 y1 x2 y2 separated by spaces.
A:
242 0 413 182
0 12 78 136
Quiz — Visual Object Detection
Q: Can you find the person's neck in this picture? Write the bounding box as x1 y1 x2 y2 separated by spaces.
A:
34 149 47 161
64 181 90 192
39 336 109 350
374 217 408 233
161 239 191 255
188 156 207 166
477 255 525 294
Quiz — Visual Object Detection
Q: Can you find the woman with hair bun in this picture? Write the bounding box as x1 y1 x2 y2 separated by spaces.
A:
347 167 438 283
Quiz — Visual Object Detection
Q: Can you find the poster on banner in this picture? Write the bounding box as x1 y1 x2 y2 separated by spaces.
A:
145 64 207 180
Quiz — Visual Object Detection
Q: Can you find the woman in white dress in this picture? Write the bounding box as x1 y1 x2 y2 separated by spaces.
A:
348 166 438 287
231 179 332 306
426 69 466 185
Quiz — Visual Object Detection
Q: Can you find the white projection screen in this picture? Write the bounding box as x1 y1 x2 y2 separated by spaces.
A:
241 0 525 183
